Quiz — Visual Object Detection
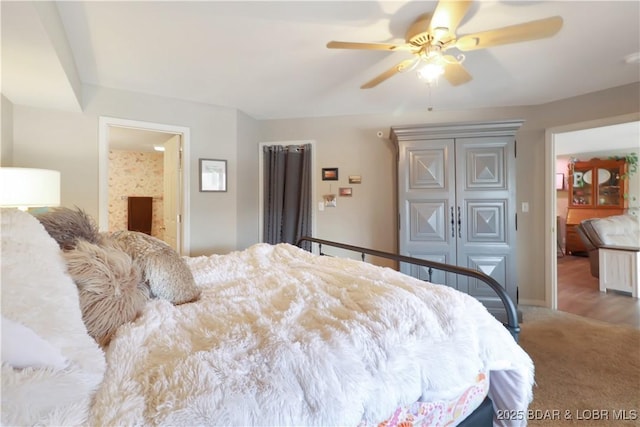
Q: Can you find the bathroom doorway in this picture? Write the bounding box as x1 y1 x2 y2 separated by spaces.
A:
98 117 191 255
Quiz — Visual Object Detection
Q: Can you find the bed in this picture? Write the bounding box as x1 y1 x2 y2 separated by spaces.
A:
1 208 534 426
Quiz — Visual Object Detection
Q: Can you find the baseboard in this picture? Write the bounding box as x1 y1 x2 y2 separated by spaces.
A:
519 299 547 307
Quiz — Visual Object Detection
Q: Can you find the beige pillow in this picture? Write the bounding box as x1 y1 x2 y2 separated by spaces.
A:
64 238 150 346
107 230 201 304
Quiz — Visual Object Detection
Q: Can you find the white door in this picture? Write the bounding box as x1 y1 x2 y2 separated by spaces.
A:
163 135 181 253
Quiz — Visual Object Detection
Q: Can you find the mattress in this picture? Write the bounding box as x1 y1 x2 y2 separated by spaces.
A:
360 371 489 427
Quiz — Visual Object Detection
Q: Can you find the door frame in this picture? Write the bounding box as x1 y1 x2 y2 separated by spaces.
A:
98 116 191 255
257 140 317 243
544 112 640 309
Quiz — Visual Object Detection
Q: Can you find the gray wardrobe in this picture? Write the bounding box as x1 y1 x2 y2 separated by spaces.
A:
390 120 523 320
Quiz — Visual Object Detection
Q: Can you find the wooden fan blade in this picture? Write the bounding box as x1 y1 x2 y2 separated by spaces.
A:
327 41 410 51
361 59 416 89
430 0 472 37
456 16 563 51
442 58 472 86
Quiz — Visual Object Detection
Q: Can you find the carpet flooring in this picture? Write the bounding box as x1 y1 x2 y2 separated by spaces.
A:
518 306 640 426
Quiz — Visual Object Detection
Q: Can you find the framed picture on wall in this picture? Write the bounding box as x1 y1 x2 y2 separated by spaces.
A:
339 187 352 197
556 173 565 190
322 168 339 181
199 159 227 192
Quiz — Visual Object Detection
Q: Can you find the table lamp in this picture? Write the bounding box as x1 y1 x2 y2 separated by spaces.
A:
0 167 61 210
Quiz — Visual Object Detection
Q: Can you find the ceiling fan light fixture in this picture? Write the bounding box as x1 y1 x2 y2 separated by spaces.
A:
417 62 445 85
421 44 443 60
432 26 449 40
327 0 564 90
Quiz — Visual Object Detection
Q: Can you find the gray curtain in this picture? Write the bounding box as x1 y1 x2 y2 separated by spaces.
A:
263 144 312 250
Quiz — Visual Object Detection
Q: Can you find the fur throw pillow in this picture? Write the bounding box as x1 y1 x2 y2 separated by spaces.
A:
108 230 201 304
64 238 150 346
35 207 101 250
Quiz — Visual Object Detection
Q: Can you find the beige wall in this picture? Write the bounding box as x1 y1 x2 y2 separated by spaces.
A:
1 95 14 165
236 109 263 249
6 81 640 305
11 84 239 256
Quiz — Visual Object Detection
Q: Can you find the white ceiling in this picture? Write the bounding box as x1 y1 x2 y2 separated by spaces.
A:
2 1 639 121
108 126 176 152
557 121 640 159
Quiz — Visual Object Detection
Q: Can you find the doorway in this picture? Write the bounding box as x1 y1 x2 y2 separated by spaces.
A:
98 117 191 255
545 113 640 310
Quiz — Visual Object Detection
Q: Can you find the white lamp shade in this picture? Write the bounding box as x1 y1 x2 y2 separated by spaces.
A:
0 168 61 208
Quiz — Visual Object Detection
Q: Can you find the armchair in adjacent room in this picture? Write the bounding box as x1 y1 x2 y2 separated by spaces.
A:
576 222 600 278
577 214 640 297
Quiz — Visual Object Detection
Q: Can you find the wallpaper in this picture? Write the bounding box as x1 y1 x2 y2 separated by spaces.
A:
108 150 164 239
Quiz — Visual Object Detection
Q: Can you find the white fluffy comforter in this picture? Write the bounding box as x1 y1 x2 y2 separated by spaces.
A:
90 243 533 426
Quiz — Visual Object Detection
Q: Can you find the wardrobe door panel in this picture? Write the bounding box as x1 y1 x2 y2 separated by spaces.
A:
466 254 511 314
409 149 448 189
463 148 506 189
456 137 516 317
398 139 457 285
466 254 508 296
409 201 448 242
466 200 507 244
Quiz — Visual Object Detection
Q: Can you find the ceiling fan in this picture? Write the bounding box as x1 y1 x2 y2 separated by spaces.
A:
327 0 563 89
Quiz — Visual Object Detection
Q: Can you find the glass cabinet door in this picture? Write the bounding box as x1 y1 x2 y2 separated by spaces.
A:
594 167 621 206
571 166 593 205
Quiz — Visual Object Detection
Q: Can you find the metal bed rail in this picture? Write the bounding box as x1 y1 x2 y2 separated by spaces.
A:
297 236 520 342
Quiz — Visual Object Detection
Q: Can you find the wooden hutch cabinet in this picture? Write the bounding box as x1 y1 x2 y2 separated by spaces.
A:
565 158 628 254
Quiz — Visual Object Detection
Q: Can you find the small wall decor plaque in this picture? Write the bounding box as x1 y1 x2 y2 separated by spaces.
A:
339 187 352 197
323 194 337 207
